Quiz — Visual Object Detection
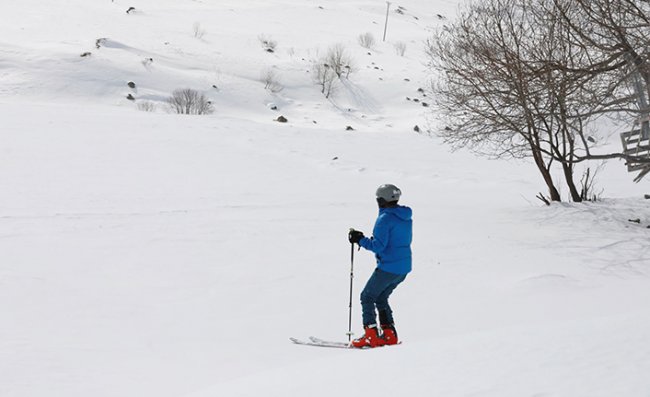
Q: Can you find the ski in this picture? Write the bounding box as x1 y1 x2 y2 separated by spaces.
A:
290 336 352 349
310 336 352 347
290 336 402 349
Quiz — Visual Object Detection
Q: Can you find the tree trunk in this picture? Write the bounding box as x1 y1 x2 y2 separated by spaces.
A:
561 162 582 202
531 147 561 201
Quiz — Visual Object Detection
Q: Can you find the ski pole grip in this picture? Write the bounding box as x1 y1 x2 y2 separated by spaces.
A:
349 228 361 250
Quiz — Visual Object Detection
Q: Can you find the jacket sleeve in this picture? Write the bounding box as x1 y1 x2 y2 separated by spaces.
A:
359 215 390 255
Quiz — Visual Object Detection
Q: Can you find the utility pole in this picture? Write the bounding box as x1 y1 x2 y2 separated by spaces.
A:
383 1 391 42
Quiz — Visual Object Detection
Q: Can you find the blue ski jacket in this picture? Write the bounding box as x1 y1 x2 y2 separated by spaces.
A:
359 205 412 275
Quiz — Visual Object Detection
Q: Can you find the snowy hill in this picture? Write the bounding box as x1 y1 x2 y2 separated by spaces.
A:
1 1 650 396
1 0 445 130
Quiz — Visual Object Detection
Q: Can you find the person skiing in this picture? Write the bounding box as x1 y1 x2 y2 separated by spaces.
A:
348 184 412 348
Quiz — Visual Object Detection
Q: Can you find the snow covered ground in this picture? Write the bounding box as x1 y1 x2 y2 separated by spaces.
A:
1 1 649 396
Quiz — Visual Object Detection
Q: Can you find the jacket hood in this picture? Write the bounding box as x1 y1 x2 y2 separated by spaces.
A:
380 205 412 221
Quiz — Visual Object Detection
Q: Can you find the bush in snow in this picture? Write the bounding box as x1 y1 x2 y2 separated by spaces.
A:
393 41 407 56
358 32 376 49
167 89 214 115
580 166 603 202
258 34 277 53
137 101 156 112
193 22 206 39
261 68 284 93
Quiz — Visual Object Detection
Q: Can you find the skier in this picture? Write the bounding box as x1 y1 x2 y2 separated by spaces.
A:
348 184 412 348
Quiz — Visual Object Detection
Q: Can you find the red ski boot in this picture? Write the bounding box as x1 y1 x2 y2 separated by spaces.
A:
381 324 399 345
351 324 385 348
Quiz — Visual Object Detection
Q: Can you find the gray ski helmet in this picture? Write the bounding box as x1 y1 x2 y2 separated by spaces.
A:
376 184 401 202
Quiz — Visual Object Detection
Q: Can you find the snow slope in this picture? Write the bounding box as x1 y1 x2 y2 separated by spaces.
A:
1 1 650 396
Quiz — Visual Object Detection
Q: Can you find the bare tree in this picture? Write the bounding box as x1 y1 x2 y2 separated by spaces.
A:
312 62 337 98
167 89 214 115
428 0 565 201
427 0 650 201
325 44 354 79
523 0 610 202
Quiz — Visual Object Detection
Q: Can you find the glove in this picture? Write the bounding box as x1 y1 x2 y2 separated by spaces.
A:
348 229 364 244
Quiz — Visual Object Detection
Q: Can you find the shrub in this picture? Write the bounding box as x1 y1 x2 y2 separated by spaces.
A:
258 34 277 53
261 68 284 93
167 89 214 115
393 41 406 57
393 41 407 56
137 101 156 112
358 32 376 49
193 22 206 39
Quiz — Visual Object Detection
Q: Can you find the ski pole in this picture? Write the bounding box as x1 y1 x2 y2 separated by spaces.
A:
346 236 355 341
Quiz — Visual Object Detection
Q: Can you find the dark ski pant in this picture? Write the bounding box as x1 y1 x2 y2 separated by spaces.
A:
360 268 407 326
